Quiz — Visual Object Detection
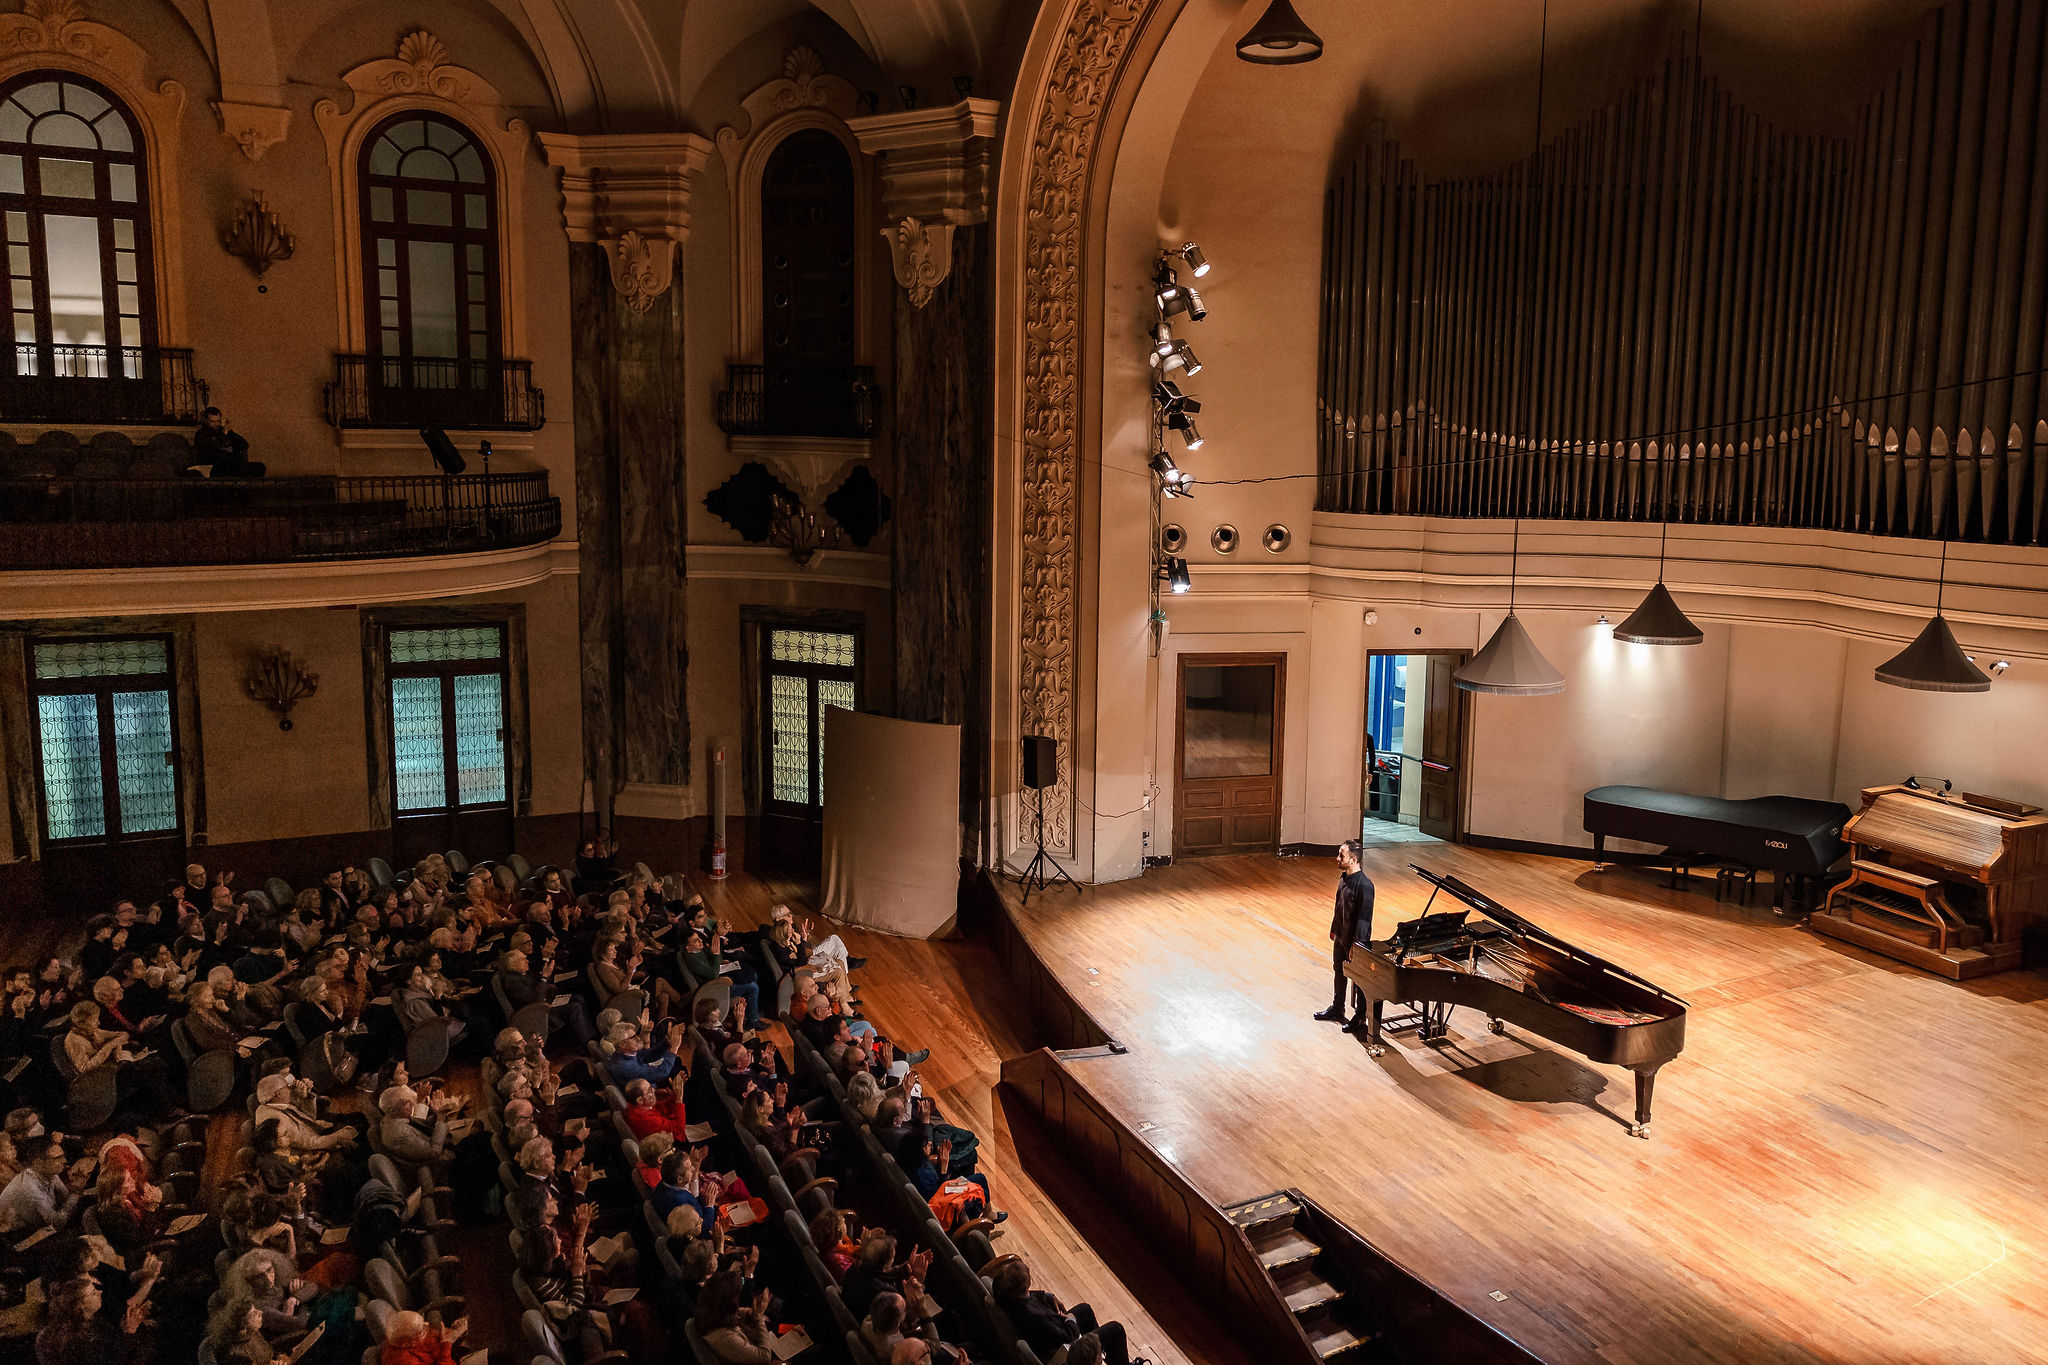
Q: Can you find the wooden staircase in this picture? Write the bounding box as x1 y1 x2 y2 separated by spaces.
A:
1227 1192 1392 1362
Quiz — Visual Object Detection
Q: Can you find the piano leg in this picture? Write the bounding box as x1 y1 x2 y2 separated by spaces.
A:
1365 1000 1386 1058
1627 1063 1662 1139
1592 833 1607 871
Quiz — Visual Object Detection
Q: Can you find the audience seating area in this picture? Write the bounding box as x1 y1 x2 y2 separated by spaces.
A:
0 840 1138 1365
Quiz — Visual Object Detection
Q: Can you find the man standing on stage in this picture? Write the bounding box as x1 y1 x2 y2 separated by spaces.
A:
1314 839 1373 1026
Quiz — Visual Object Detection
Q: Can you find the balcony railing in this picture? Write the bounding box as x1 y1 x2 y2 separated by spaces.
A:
716 364 877 439
325 355 545 431
0 472 560 569
0 344 208 424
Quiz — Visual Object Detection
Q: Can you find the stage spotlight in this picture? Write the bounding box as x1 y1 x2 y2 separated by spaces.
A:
1150 451 1195 498
1178 242 1209 277
1168 411 1203 449
1158 556 1192 593
1156 339 1201 375
1152 379 1196 410
1149 323 1177 366
1155 262 1206 320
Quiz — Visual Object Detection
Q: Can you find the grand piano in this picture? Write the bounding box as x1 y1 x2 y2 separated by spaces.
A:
1345 867 1687 1138
1583 785 1851 910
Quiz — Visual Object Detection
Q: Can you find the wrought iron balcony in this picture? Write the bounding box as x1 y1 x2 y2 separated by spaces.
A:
325 354 545 431
0 471 560 569
716 364 877 439
0 344 208 424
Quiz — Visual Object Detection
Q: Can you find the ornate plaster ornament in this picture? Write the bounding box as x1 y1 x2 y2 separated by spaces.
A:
538 133 712 313
1013 0 1152 854
211 100 291 160
888 216 955 308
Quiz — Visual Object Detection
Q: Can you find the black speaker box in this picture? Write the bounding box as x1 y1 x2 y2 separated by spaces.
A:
1021 735 1057 790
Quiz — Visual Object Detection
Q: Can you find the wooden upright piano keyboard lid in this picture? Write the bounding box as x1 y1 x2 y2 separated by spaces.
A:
1963 792 2041 818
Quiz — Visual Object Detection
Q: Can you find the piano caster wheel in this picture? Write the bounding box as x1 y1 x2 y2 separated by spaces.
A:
1488 1018 1505 1035
1366 1044 1386 1059
1627 1123 1649 1139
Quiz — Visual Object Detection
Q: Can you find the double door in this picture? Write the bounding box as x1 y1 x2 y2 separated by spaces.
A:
1174 654 1284 858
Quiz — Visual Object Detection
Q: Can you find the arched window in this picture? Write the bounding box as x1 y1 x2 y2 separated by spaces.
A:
0 75 152 379
359 112 498 372
761 128 855 371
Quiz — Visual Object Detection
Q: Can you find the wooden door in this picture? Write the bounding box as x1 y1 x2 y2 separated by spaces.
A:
1175 654 1284 857
1417 652 1467 840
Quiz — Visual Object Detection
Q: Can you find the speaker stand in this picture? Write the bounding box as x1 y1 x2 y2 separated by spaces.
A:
1017 785 1081 904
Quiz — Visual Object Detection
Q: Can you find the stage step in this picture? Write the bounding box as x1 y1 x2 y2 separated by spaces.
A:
1226 1192 1301 1231
1305 1315 1376 1359
1254 1225 1321 1271
1276 1263 1347 1315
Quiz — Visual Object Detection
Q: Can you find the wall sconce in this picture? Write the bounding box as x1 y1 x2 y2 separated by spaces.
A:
221 190 295 280
767 492 840 567
246 647 318 730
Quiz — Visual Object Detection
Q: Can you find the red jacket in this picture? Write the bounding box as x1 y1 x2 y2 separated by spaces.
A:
380 1334 456 1365
624 1096 688 1141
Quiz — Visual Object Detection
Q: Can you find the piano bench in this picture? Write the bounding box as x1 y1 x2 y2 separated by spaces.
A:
1711 863 1757 906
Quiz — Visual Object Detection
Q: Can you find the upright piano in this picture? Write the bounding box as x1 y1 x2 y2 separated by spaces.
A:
1583 785 1850 910
1810 784 2048 979
1345 867 1687 1138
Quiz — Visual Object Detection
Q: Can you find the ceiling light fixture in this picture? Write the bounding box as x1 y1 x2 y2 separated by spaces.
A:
1875 540 1990 692
1613 523 1703 645
1235 0 1323 65
1455 521 1566 696
1452 4 1562 698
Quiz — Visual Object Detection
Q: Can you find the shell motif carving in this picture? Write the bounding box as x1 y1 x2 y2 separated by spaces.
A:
609 230 673 314
375 30 474 101
1016 0 1151 855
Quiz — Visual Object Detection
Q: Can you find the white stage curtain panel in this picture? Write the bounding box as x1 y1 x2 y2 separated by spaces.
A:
819 708 961 938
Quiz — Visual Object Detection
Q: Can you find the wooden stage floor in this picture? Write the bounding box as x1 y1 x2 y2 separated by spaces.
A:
991 845 2048 1365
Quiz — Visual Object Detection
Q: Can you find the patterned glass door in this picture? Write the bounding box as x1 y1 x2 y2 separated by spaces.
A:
29 636 182 906
758 625 858 873
388 625 510 866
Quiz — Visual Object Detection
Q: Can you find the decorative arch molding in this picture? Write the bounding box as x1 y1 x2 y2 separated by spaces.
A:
714 46 873 363
312 30 533 359
0 0 190 343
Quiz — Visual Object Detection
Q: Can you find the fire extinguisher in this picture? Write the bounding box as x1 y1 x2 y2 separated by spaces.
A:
711 835 728 880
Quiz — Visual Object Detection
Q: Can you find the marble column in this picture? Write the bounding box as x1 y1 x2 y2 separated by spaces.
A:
547 134 710 826
851 100 1000 847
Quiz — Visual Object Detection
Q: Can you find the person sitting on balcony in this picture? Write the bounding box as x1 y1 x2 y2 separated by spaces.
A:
191 406 265 477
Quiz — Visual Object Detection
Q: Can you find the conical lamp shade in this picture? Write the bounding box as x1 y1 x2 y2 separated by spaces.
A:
1612 580 1703 645
1454 613 1566 695
1874 615 1990 693
1236 0 1324 64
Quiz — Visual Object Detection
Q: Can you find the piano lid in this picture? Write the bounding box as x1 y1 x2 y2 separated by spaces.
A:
1848 786 2037 880
1409 865 1682 1003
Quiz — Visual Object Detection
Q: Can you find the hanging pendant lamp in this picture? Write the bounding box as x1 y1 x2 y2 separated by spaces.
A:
1875 541 1989 692
1235 0 1323 65
1613 524 1703 645
1456 521 1566 696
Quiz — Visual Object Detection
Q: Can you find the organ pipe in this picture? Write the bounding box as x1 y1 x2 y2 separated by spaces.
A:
1317 0 2048 544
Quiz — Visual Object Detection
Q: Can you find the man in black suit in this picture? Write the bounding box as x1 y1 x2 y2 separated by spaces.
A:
1314 839 1374 1025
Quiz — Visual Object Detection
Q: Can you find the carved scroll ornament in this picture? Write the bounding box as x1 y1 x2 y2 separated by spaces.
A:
888 217 955 308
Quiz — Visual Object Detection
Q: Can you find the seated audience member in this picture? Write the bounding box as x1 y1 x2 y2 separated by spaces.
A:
678 929 762 1021
621 1075 689 1141
574 832 617 895
377 1086 451 1165
254 1072 361 1154
693 1269 778 1365
843 1234 931 1320
992 1258 1138 1365
191 406 265 477
64 1000 179 1114
605 1019 685 1087
496 948 593 1044
378 1310 460 1365
34 1269 156 1365
390 962 466 1050
860 1292 914 1362
767 903 867 976
0 1137 79 1234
